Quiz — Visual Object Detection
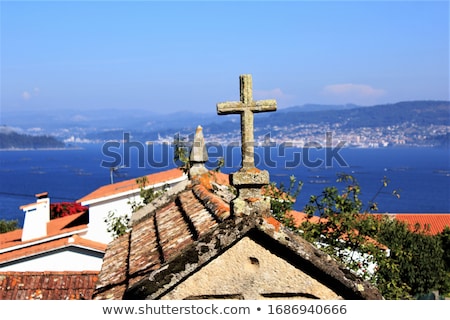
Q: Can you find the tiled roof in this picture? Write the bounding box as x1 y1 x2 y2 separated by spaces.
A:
77 168 185 204
0 229 22 246
0 271 99 300
46 211 88 237
0 211 106 263
0 235 106 265
0 211 88 250
288 211 388 250
390 213 450 235
93 171 381 300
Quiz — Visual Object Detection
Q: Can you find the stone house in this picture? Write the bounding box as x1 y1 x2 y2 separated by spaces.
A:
92 169 382 300
92 75 383 300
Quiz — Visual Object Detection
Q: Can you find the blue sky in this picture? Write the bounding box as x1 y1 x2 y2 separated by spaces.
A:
1 1 449 115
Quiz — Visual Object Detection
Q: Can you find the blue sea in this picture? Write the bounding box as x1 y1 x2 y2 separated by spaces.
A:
0 144 449 226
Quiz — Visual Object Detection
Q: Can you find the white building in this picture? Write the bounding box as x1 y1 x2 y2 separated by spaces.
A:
77 168 187 244
0 192 105 272
0 168 187 272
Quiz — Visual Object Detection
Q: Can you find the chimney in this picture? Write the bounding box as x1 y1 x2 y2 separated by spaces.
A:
21 192 50 241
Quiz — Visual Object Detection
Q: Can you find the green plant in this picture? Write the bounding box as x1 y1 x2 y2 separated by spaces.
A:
128 177 167 212
173 133 190 173
376 218 449 298
0 219 18 234
104 210 130 239
294 173 449 299
301 174 385 282
214 157 224 172
265 175 302 227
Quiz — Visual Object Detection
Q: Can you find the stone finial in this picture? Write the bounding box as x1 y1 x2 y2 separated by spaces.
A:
216 74 277 217
189 125 208 178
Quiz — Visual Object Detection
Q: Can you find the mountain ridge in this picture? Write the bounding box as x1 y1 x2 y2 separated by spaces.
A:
1 100 449 147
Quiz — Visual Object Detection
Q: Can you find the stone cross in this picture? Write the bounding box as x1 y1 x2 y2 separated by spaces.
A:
216 74 277 217
217 74 277 169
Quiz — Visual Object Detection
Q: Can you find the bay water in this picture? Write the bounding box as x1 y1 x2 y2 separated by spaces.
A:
0 145 449 226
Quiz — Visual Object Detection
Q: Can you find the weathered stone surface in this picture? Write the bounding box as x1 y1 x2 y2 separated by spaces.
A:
231 169 270 186
123 211 382 300
161 237 342 300
216 75 277 217
231 196 271 218
190 125 208 163
189 125 208 177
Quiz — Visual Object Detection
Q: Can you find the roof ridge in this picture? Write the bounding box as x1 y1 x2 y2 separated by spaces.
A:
177 189 218 239
191 183 230 221
131 178 189 225
78 168 185 204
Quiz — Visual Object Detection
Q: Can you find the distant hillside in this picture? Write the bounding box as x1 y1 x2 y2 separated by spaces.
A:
75 100 449 143
2 100 448 145
0 127 65 149
259 100 450 129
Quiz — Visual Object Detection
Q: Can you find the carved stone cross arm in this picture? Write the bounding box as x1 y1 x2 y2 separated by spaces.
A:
216 100 277 115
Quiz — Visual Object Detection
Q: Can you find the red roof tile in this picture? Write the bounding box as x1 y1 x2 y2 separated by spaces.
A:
391 213 450 235
0 234 106 264
94 173 230 299
0 229 22 246
0 211 105 263
0 211 89 251
77 168 185 203
0 271 99 300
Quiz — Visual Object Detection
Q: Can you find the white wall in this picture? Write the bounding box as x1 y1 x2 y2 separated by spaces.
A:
21 198 50 242
83 177 187 245
84 192 141 244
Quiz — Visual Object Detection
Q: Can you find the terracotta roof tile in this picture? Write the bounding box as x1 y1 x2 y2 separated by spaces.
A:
0 230 22 246
77 168 185 203
0 212 101 268
287 210 322 225
0 211 89 251
178 190 218 237
156 203 194 261
192 184 230 220
391 213 450 235
46 211 88 236
94 234 130 289
0 235 106 264
128 215 161 275
0 211 105 264
0 271 99 300
93 173 234 299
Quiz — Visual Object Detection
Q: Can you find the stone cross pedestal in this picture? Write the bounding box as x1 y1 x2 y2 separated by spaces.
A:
217 74 277 217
